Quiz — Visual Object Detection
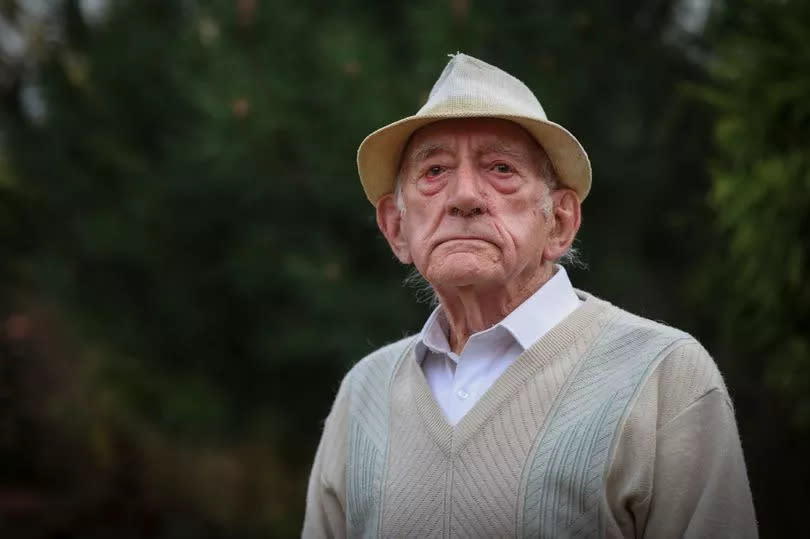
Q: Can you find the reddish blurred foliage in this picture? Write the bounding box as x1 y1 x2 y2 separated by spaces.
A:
4 314 31 341
232 97 250 119
236 0 256 27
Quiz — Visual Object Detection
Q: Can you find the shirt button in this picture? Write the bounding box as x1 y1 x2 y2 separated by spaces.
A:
457 389 469 400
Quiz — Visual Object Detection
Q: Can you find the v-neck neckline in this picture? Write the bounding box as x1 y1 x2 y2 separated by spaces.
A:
406 293 611 457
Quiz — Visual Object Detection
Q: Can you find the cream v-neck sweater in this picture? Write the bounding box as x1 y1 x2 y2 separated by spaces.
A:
303 294 757 538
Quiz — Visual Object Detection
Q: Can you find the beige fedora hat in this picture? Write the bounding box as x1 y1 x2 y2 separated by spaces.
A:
357 53 591 205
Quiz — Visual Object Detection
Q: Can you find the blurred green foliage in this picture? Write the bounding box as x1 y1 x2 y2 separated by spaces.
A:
0 0 807 537
692 0 810 427
685 1 810 529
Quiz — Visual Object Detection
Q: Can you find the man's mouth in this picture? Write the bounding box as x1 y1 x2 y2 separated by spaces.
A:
434 236 494 248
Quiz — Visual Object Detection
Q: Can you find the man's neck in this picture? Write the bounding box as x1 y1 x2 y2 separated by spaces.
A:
434 263 555 355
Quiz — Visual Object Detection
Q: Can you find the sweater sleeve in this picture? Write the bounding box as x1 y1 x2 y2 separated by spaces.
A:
302 377 350 539
643 388 757 538
605 341 757 538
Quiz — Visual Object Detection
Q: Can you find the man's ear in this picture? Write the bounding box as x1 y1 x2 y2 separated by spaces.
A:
543 188 582 261
376 194 413 264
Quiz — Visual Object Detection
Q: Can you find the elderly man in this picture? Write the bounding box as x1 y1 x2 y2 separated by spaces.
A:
303 54 756 538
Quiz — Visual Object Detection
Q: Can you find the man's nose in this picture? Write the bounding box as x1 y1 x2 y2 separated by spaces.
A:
446 162 486 217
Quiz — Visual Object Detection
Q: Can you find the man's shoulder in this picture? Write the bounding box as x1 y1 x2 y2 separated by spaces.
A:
595 299 726 397
584 294 719 372
342 335 417 388
355 334 417 368
597 299 696 346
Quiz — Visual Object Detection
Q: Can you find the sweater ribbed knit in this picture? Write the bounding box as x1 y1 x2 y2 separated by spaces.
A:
303 293 757 538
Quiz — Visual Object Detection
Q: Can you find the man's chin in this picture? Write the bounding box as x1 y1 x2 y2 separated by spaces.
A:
425 264 504 290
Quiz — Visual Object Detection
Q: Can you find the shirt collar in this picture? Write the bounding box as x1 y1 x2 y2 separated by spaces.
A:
499 266 581 349
415 266 581 362
419 306 454 358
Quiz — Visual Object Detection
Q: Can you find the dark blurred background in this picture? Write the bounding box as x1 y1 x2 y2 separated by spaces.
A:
0 0 807 537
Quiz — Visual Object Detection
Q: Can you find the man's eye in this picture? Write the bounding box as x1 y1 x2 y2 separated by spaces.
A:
493 163 513 174
426 165 444 177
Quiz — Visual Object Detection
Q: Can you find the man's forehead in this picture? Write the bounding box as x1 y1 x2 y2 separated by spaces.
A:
402 119 539 163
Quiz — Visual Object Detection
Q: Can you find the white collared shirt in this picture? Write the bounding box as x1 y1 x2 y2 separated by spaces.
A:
415 266 582 425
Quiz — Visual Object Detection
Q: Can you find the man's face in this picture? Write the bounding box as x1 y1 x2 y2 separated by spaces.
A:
385 118 561 293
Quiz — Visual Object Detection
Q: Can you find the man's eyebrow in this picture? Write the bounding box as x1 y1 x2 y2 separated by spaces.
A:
407 143 450 164
478 141 528 160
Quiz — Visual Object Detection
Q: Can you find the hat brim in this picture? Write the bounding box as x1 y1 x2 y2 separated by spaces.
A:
357 113 592 205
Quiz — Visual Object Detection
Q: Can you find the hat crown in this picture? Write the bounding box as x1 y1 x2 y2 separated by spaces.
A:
417 53 548 120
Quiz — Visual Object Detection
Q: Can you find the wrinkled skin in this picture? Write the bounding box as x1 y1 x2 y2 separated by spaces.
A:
377 118 581 353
